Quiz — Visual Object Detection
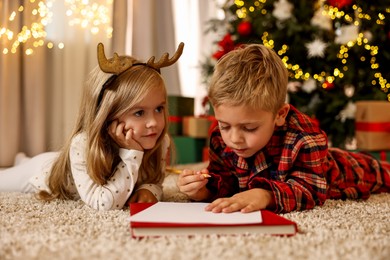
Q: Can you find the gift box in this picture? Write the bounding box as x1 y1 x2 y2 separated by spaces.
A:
168 116 182 136
365 151 390 162
183 116 212 138
355 101 390 151
168 96 194 116
202 146 209 162
172 136 206 164
350 150 390 162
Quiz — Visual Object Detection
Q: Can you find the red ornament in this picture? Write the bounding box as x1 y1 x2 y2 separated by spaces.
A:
237 21 252 36
322 81 335 90
327 0 353 9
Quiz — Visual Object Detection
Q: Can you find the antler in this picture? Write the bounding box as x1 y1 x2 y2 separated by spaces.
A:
97 43 133 75
146 42 184 70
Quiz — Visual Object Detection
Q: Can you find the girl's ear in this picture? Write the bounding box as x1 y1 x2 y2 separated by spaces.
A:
275 103 290 126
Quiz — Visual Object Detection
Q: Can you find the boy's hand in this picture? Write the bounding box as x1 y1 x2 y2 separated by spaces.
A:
177 169 210 201
108 120 143 151
128 189 158 203
205 188 274 213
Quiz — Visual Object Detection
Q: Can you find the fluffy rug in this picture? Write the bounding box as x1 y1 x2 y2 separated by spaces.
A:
1 165 390 260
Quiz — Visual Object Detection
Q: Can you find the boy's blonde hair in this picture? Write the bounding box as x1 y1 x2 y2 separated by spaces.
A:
39 56 169 201
208 44 288 115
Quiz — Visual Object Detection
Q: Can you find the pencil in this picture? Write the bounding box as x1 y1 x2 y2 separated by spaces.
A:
165 167 183 174
165 167 211 178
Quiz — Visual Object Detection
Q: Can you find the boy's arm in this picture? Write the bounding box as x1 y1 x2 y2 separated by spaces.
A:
249 135 329 213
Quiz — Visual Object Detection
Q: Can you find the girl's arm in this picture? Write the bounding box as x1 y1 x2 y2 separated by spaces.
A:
70 133 143 210
130 134 171 202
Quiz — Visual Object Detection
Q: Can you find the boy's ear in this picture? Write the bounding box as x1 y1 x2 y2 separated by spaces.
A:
275 104 290 126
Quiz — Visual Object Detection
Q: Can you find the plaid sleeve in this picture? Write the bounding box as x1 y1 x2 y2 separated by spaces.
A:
249 132 329 213
327 148 390 200
205 131 239 201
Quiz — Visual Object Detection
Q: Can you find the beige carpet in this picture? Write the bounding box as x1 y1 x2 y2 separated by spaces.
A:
1 166 390 260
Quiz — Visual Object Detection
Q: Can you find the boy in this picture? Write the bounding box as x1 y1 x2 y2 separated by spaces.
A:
177 44 390 214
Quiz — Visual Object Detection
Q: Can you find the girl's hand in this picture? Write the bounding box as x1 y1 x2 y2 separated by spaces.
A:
108 120 143 151
176 169 210 201
128 189 158 203
205 188 274 213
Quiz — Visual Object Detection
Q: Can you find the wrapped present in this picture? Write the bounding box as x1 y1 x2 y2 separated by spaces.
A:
168 116 182 136
183 116 212 138
355 101 390 151
350 150 390 162
366 151 390 162
202 146 209 162
172 136 206 164
168 96 194 116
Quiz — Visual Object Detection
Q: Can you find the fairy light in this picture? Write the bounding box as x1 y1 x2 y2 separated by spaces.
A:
235 0 266 19
65 0 113 37
0 0 54 55
1 0 114 55
252 2 389 92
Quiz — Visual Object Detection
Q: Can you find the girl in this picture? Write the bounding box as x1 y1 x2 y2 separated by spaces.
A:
0 42 184 210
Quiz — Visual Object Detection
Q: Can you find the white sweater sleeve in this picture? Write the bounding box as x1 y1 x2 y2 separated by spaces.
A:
70 133 143 210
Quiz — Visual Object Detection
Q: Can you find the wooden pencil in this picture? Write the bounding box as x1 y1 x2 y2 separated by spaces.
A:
165 167 211 178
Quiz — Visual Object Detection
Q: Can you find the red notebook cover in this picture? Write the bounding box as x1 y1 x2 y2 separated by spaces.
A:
129 202 298 237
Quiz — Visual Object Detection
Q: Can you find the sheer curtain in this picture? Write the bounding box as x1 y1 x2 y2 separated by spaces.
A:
0 0 112 167
171 0 224 115
0 0 221 167
0 1 48 166
126 0 223 114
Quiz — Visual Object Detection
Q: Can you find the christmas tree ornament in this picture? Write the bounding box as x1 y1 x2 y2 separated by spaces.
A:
306 39 328 58
311 5 332 31
344 85 355 98
363 31 373 42
335 24 359 44
272 0 294 21
237 21 252 36
302 78 317 93
327 0 353 9
287 81 302 93
322 81 335 90
336 101 356 123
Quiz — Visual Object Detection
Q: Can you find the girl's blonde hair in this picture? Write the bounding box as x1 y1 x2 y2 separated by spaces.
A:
208 44 288 115
39 56 169 201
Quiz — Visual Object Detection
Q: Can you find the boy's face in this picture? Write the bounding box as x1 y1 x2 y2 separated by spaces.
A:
214 103 289 158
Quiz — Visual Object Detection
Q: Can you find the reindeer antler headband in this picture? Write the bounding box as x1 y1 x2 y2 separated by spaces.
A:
96 42 184 109
97 42 184 74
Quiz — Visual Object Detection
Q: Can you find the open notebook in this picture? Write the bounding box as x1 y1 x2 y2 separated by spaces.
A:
129 202 298 237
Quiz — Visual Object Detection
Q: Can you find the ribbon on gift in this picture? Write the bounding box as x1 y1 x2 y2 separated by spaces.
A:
168 116 182 123
379 151 388 161
355 122 390 132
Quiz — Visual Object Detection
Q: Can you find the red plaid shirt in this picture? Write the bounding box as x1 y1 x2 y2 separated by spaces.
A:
206 105 390 213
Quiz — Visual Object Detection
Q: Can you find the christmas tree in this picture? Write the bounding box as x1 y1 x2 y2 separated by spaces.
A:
202 0 390 148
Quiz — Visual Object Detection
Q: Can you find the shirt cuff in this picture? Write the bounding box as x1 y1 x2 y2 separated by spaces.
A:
136 183 163 201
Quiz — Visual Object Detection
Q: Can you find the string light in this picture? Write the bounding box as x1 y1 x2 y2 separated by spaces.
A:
1 0 113 56
0 0 54 55
65 0 113 38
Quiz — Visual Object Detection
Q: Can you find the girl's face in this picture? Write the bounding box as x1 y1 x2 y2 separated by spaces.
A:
117 87 166 150
214 103 289 158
